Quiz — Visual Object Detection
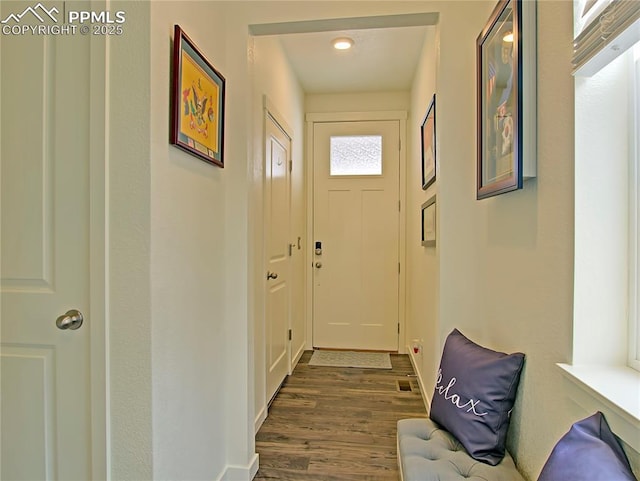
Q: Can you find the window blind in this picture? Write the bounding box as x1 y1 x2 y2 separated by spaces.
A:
573 0 640 76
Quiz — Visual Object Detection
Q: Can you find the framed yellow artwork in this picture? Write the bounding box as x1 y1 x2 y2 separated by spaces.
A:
171 25 225 167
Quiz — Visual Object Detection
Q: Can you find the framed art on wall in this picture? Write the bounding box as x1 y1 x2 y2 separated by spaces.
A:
421 94 437 190
421 195 436 247
171 25 226 167
476 0 536 199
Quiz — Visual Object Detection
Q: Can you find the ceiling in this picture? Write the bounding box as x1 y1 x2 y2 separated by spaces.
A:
277 26 430 94
250 13 438 95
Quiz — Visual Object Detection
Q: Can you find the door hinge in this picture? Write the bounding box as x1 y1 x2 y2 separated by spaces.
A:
398 262 401 274
289 160 293 173
398 323 400 334
288 243 293 256
398 138 401 151
398 200 401 212
288 329 292 341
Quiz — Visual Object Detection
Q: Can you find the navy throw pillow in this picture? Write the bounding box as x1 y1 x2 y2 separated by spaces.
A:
429 329 525 465
538 412 637 481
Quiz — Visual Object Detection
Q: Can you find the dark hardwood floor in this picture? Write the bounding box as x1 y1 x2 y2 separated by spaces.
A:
255 351 427 480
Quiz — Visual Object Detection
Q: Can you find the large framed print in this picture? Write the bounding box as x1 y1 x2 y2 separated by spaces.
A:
421 94 436 190
171 25 226 167
476 0 536 199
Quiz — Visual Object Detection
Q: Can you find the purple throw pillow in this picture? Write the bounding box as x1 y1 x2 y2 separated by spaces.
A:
538 412 637 481
430 329 525 465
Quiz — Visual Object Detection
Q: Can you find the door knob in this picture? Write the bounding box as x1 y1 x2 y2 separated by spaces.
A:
315 262 322 268
56 309 84 330
267 271 278 280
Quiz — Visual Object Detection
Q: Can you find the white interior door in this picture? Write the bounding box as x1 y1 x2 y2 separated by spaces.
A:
265 114 291 403
313 120 400 351
1 19 97 481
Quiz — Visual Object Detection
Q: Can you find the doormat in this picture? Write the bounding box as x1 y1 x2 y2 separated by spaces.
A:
308 350 392 369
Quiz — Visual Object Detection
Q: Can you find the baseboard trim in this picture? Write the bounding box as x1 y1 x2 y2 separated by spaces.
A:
218 453 259 481
291 344 305 373
255 405 267 434
407 347 431 415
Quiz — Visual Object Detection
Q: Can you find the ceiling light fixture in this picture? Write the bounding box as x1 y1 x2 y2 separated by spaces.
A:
502 31 514 42
332 37 354 50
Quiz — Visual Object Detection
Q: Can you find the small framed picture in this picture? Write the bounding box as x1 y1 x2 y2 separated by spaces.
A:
171 25 225 167
421 94 436 190
421 195 436 247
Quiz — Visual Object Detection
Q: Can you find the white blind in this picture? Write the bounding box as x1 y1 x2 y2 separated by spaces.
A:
573 0 640 76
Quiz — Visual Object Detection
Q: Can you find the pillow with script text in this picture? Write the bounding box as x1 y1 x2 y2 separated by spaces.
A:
430 329 525 465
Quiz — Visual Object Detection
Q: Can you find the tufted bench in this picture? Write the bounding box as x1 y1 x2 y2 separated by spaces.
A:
397 418 526 481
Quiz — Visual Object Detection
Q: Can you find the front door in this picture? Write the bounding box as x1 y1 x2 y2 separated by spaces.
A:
1 17 99 481
312 120 400 351
265 113 291 403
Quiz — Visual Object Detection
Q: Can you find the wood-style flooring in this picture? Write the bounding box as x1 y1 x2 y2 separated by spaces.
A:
254 351 428 480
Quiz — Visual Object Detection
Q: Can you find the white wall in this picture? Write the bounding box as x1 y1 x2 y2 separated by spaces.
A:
109 2 153 478
108 2 258 479
250 34 306 430
406 1 639 478
574 52 631 365
108 3 432 479
149 3 230 479
407 2 576 478
250 19 411 443
106 2 640 481
406 25 438 401
306 91 410 113
573 46 640 474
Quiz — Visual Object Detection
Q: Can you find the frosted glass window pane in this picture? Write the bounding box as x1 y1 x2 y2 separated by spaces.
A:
330 135 382 176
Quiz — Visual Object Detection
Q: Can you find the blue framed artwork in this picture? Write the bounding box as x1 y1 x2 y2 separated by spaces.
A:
476 0 536 199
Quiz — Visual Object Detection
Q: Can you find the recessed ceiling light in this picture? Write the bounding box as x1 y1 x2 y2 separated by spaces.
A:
332 37 354 50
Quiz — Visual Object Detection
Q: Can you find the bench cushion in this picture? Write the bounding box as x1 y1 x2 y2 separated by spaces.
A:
397 418 526 481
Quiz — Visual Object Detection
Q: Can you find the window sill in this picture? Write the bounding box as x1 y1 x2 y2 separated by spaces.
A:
557 363 640 453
